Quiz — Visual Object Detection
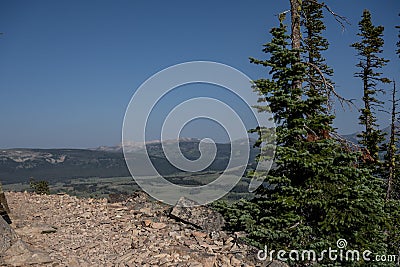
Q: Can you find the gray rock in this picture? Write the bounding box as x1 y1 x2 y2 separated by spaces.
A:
0 217 52 266
170 197 225 233
0 216 18 254
16 223 57 236
3 239 52 266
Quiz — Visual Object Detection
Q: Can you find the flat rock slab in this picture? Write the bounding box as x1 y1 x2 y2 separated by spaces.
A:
0 217 52 266
170 197 225 233
3 239 52 266
0 216 18 254
16 223 57 236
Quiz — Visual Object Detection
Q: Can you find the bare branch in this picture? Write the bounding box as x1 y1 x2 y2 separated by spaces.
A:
305 0 350 31
287 221 301 229
303 123 318 137
306 62 356 110
330 132 362 153
276 10 290 17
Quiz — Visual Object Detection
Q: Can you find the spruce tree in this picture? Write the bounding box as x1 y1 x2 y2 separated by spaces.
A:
302 0 333 88
351 10 390 169
301 0 335 136
215 3 388 266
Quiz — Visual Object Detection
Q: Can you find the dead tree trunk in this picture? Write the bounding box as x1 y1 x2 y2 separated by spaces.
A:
386 81 399 201
290 0 301 52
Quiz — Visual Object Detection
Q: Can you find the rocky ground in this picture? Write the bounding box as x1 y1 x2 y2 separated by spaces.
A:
1 191 287 267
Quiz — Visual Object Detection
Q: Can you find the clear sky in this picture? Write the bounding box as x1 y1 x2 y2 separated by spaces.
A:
0 0 399 148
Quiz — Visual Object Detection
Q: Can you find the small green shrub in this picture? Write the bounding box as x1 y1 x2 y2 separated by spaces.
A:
29 178 50 195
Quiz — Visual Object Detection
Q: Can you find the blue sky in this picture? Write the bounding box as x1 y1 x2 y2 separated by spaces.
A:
0 0 399 148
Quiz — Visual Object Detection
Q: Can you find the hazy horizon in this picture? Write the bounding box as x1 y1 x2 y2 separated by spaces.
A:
0 0 399 149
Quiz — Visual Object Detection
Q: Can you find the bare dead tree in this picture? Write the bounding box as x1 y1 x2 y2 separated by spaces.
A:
386 81 399 201
290 0 303 94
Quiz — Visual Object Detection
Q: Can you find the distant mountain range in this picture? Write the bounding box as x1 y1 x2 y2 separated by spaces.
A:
342 122 400 145
2 124 398 186
0 139 259 185
94 138 203 153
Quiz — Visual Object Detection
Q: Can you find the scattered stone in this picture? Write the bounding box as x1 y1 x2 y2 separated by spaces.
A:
230 256 242 266
192 231 207 239
151 222 167 229
2 191 287 266
139 207 153 216
142 219 152 227
170 197 225 233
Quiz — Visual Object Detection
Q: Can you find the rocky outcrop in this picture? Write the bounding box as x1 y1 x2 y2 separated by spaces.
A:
0 216 52 266
0 216 17 254
4 191 289 266
170 197 225 233
2 239 52 266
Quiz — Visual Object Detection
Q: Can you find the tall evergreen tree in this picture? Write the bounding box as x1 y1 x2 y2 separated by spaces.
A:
351 10 390 169
215 3 388 266
302 0 333 89
301 0 335 136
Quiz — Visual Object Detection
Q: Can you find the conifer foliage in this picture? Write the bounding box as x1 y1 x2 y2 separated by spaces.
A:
215 1 389 266
351 10 390 168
